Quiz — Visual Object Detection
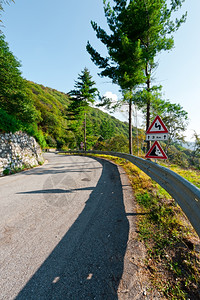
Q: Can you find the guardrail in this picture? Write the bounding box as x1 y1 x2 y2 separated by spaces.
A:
61 150 200 238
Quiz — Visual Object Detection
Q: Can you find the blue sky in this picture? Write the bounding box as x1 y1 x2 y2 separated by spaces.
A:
1 0 200 141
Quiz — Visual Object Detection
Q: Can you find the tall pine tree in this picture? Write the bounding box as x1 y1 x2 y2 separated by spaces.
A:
68 68 98 150
87 0 186 152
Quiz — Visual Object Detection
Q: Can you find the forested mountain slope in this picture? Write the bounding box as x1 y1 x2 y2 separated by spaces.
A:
1 76 199 168
26 81 130 150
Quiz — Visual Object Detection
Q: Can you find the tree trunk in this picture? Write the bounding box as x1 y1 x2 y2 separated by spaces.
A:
146 64 151 151
135 108 139 156
129 99 133 155
146 98 150 151
84 112 86 151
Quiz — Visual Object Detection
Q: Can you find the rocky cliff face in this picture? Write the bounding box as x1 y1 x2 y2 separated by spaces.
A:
0 131 44 176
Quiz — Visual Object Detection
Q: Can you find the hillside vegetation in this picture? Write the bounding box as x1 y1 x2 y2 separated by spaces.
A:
1 77 199 170
1 32 199 168
25 81 131 150
24 81 199 170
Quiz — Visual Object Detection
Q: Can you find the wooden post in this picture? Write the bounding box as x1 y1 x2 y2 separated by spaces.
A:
129 99 133 155
84 112 86 151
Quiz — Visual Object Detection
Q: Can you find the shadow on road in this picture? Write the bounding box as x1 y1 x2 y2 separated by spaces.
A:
17 187 94 194
22 154 102 176
15 158 130 300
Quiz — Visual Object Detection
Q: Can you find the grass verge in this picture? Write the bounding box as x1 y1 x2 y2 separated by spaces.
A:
2 162 43 176
159 162 200 189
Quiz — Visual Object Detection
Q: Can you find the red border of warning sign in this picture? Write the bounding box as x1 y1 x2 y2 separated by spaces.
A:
145 141 168 159
146 115 168 134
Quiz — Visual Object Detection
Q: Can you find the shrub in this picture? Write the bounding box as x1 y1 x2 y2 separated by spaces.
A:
0 108 21 132
45 135 57 148
25 123 46 148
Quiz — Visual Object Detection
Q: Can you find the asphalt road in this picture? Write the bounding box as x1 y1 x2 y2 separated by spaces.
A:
0 153 148 300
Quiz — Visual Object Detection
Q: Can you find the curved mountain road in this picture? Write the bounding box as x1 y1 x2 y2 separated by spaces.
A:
0 153 158 299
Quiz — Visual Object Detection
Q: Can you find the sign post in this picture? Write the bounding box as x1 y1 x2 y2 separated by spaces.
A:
145 116 168 160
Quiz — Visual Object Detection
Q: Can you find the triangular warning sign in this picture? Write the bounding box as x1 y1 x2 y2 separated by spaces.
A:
146 115 168 134
145 141 168 159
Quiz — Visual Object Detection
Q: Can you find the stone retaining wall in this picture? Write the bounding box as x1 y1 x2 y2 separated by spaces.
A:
0 131 44 176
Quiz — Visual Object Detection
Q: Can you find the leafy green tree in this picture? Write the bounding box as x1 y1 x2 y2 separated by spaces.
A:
68 68 98 150
122 0 186 138
150 98 188 150
193 132 200 155
87 0 186 151
0 34 37 132
100 119 114 140
103 134 129 153
135 88 189 149
0 108 20 132
167 144 190 168
192 131 200 167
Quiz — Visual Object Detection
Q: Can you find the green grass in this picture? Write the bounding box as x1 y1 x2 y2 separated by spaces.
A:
160 162 200 188
2 163 42 176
